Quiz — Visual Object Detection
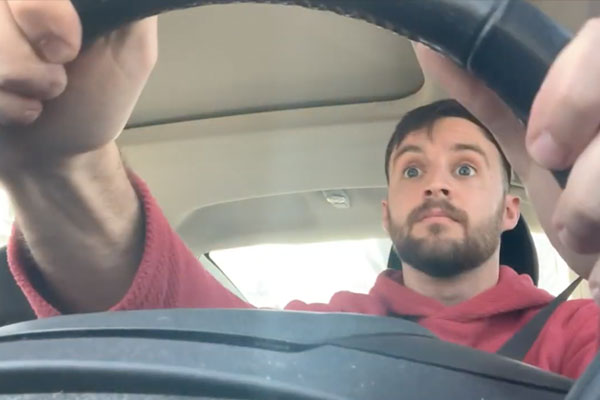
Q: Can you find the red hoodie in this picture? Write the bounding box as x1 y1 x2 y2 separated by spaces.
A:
6 175 600 379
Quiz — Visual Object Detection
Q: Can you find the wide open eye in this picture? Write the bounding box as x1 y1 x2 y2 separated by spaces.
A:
403 166 422 179
456 164 476 177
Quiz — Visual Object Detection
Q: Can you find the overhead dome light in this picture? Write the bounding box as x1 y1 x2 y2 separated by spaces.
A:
322 190 351 209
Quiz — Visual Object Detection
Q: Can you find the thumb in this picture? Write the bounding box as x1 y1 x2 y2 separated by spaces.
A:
412 42 529 171
7 0 82 64
413 42 521 134
413 42 497 119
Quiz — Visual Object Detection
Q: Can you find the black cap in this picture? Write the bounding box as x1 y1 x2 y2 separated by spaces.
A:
387 215 539 285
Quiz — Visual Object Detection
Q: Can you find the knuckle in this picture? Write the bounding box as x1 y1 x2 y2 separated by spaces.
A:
8 0 36 18
126 19 158 65
583 17 600 34
43 65 67 99
0 63 66 100
134 30 159 70
113 30 159 78
131 35 158 71
9 0 55 29
0 97 41 126
566 195 600 231
556 84 587 113
553 89 597 141
8 2 49 36
8 0 81 55
13 107 41 125
0 68 26 90
144 44 159 71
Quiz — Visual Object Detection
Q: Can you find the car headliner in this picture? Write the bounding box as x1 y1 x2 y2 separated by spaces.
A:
117 0 597 270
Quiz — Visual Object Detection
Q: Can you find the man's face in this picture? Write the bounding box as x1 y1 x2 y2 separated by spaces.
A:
382 117 519 278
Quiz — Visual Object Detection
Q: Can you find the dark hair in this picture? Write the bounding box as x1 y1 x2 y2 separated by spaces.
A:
384 99 511 188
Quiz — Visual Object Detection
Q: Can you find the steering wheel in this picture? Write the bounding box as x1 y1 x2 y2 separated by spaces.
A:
0 0 594 399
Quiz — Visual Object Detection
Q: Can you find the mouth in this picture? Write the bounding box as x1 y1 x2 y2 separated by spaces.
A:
418 208 456 223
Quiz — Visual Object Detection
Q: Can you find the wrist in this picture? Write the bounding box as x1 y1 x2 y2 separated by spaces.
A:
1 141 145 312
2 142 140 247
1 143 117 188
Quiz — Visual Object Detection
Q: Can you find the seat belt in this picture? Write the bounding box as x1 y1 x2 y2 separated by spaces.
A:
496 276 583 361
0 246 36 327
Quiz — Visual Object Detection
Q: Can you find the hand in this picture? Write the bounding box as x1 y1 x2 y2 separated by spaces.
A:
526 19 600 255
0 0 157 175
411 43 533 188
411 18 600 302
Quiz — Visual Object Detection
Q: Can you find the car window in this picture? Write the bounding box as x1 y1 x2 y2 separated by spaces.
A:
210 233 574 309
210 238 390 308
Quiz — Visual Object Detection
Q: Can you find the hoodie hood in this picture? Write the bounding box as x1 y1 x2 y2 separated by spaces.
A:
369 266 554 322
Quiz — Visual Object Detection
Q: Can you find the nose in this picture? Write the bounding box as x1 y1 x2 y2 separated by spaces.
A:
424 169 451 199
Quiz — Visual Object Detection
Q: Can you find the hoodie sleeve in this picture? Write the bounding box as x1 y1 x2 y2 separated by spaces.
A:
285 290 388 315
556 299 600 379
7 173 252 317
527 299 600 379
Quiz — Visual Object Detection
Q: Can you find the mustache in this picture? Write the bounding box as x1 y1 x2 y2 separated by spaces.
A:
407 199 468 227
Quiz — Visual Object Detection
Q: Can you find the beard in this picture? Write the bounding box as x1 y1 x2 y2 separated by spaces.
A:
388 198 504 278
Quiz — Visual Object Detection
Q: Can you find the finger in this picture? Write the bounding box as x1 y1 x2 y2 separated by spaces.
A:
0 62 67 100
104 16 159 73
0 1 68 100
0 91 42 126
587 258 600 305
413 43 513 126
413 43 484 106
553 131 600 253
413 43 529 171
527 19 600 170
7 0 82 64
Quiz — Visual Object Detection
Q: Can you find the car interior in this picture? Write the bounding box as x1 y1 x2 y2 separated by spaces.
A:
1 0 600 398
0 0 590 305
114 0 596 304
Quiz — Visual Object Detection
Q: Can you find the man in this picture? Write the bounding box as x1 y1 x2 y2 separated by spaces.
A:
1 0 600 380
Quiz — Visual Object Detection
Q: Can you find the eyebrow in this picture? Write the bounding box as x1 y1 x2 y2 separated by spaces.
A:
391 142 491 170
392 145 423 165
452 143 489 166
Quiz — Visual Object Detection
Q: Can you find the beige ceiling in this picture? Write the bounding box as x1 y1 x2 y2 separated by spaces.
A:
119 1 597 255
128 4 423 127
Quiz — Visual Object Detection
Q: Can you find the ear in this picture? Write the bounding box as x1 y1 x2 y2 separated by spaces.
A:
382 199 391 234
502 194 521 232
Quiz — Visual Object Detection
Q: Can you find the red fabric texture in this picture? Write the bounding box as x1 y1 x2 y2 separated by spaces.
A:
7 174 600 379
